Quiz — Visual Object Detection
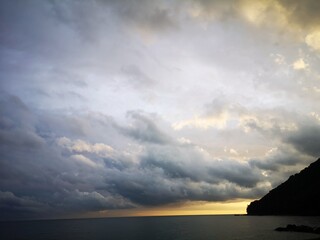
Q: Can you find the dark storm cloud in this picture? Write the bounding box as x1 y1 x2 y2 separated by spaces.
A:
0 189 135 221
0 94 135 219
0 94 44 149
285 124 320 157
0 95 270 219
55 190 135 212
4 95 317 219
0 191 50 220
249 150 302 171
105 167 268 206
80 124 267 206
140 145 261 188
208 160 261 188
1 93 318 220
278 0 320 28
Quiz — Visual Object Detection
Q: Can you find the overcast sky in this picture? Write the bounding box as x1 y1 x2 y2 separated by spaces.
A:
1 0 320 220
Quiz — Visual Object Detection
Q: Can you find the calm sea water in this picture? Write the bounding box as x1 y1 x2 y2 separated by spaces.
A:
1 215 320 240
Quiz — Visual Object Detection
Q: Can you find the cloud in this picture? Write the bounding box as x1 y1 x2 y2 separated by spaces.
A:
243 0 320 51
2 0 320 220
58 190 135 212
173 99 299 134
103 0 178 33
293 58 308 70
121 65 154 88
277 0 320 29
107 144 264 206
0 94 45 148
187 0 315 34
0 191 50 220
57 137 114 157
106 171 268 206
191 0 320 52
172 98 232 130
116 111 173 144
0 189 135 221
285 124 320 157
238 108 298 135
305 31 320 50
172 114 229 130
0 88 319 220
249 147 307 171
187 0 238 21
70 154 99 168
0 94 134 218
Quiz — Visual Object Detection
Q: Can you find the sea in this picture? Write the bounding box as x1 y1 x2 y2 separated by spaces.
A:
1 215 320 240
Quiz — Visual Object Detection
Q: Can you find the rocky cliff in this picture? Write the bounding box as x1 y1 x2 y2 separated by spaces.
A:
247 158 320 215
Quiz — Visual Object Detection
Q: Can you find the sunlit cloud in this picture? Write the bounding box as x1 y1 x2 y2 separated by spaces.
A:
70 154 99 168
57 137 114 157
292 58 308 70
305 30 320 50
172 114 229 130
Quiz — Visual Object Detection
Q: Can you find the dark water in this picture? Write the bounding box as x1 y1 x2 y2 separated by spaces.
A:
1 215 320 240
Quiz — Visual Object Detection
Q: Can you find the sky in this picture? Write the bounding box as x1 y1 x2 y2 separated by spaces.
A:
1 0 320 220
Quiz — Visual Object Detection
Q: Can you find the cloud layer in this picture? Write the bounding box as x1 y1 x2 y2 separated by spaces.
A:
1 0 320 220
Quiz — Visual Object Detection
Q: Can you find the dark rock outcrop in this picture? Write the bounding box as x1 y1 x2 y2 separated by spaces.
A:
275 224 316 234
247 158 320 215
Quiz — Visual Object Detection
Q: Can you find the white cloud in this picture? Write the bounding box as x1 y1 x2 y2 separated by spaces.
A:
230 148 239 156
172 113 229 130
273 54 286 65
311 112 320 122
57 137 114 157
305 31 320 51
70 154 99 168
293 58 308 70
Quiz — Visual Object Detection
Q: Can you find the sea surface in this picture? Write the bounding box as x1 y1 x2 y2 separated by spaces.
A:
1 215 320 240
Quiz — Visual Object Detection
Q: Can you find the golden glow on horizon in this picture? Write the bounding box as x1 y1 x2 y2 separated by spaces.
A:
78 200 252 219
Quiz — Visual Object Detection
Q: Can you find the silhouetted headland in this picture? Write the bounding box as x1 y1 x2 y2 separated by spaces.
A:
247 158 320 215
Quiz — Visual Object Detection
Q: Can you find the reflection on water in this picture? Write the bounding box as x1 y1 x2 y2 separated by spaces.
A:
1 215 320 240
